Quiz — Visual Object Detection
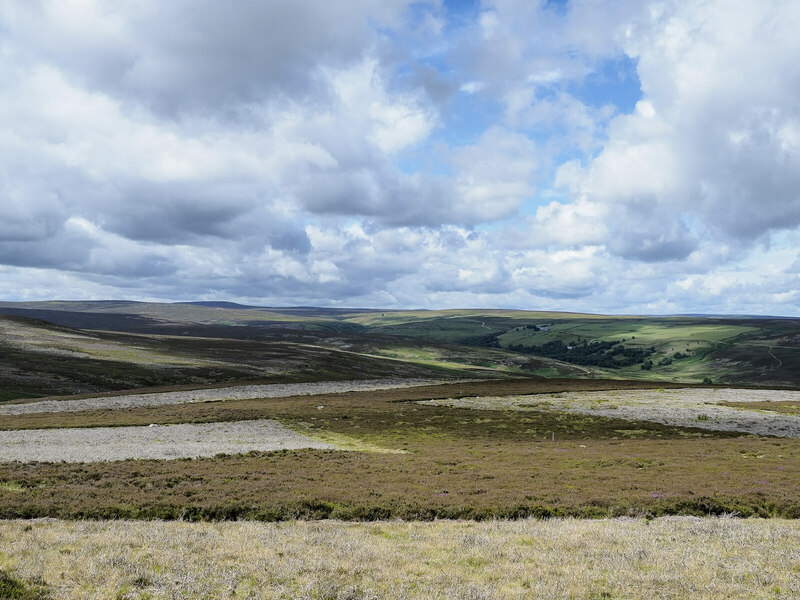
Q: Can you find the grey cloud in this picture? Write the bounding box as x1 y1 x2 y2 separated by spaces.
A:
3 1 420 115
786 256 800 274
544 0 800 271
607 211 697 262
108 199 250 243
0 207 63 243
610 235 697 263
0 225 176 278
0 238 91 272
688 109 800 241
451 0 640 98
532 286 598 300
78 180 309 253
297 126 536 227
622 1 800 245
404 64 459 106
298 169 495 227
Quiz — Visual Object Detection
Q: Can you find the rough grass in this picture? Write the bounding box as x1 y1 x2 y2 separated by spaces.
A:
0 569 49 600
1 518 799 599
497 319 755 348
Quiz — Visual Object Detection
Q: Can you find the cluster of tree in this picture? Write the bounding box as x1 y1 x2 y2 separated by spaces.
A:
506 340 655 368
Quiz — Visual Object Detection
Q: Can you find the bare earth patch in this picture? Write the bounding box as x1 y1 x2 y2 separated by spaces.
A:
421 387 800 438
0 517 798 599
0 378 464 415
0 420 332 463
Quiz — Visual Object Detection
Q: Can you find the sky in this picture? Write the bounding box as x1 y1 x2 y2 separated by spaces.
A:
1 0 800 315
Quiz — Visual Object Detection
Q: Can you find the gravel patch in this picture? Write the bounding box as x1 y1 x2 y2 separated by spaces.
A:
0 419 333 463
0 378 467 416
420 387 800 438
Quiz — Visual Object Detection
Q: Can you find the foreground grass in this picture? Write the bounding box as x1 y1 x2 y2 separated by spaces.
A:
1 518 799 599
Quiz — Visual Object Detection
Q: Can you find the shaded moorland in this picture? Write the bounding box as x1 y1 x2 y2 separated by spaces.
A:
2 301 800 394
0 315 478 402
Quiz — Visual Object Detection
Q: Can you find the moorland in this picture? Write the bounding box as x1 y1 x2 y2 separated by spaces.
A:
1 300 799 397
0 301 799 599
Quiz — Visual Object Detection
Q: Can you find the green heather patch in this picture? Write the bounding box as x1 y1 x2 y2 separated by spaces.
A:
0 569 50 600
0 481 25 493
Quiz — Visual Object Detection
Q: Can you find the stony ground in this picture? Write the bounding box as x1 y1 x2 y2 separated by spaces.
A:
421 387 800 438
0 378 463 415
0 420 332 463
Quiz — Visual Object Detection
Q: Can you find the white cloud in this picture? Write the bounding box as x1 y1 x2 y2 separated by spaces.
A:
0 0 798 315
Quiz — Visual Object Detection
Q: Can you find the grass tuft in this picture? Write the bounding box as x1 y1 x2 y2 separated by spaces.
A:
0 570 49 600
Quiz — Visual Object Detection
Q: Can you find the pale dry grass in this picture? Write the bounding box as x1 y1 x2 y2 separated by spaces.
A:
0 518 798 599
422 388 800 438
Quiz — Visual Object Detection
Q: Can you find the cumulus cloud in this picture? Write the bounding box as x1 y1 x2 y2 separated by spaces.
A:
0 0 420 112
552 0 800 262
0 0 798 315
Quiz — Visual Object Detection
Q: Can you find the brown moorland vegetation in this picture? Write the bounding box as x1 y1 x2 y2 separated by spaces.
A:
721 400 800 416
0 378 688 431
1 380 797 521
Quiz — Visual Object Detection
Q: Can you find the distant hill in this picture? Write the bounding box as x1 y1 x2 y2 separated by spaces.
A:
1 300 799 390
176 301 260 309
